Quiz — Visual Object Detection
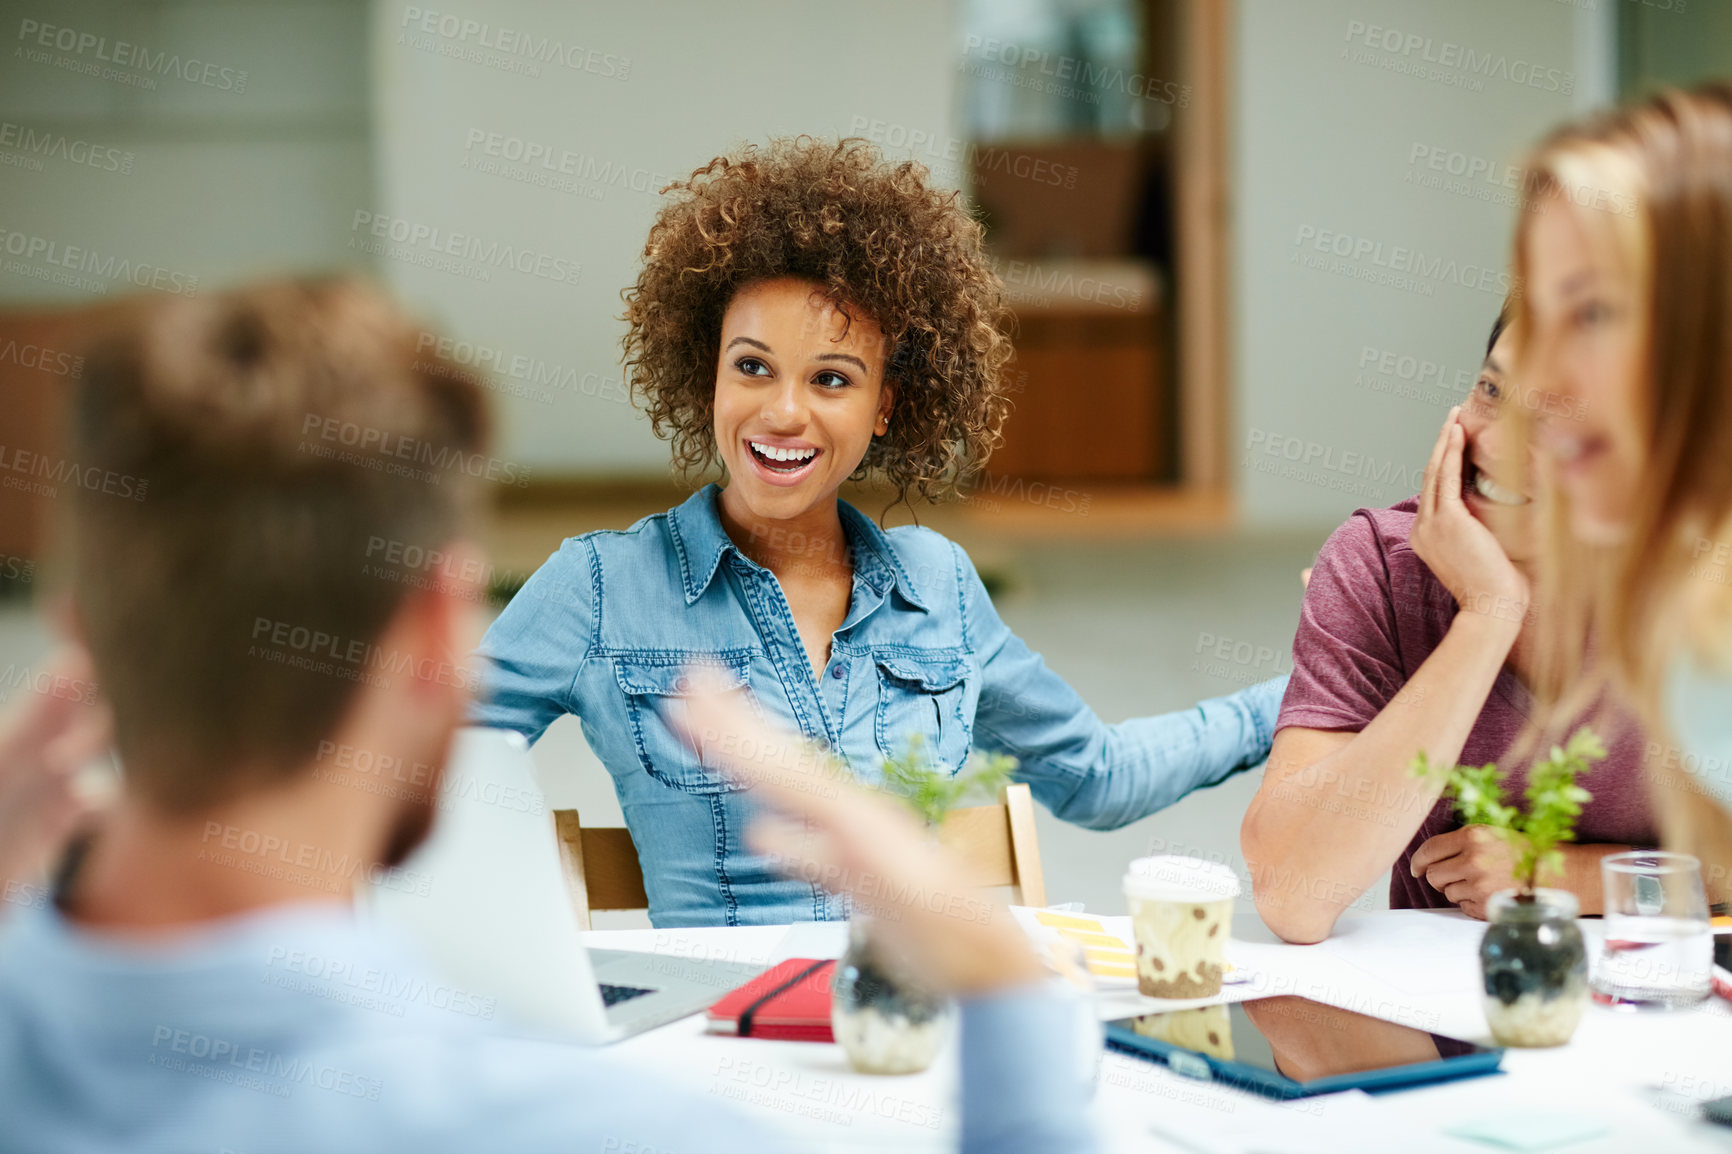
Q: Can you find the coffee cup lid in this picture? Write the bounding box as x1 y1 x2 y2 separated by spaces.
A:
1122 855 1241 902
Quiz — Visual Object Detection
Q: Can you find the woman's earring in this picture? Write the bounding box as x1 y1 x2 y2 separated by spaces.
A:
876 416 889 436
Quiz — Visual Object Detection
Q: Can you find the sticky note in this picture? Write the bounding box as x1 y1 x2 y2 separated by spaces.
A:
1082 947 1134 965
1089 964 1137 979
1444 1112 1611 1151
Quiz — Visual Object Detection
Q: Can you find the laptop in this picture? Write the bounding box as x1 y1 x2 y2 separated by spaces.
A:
357 727 767 1043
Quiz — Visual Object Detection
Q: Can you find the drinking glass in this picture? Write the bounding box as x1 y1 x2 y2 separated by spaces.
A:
1591 851 1713 1009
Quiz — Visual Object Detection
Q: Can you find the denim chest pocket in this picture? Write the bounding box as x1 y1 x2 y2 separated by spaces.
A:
872 653 974 771
614 656 753 794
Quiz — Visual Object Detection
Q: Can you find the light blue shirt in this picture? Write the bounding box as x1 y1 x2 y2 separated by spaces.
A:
1665 652 1732 812
474 485 1286 926
0 901 1097 1154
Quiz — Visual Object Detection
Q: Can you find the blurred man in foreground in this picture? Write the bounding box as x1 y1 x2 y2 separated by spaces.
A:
0 280 1092 1154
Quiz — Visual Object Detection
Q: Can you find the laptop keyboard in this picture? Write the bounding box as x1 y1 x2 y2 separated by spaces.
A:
599 982 657 1008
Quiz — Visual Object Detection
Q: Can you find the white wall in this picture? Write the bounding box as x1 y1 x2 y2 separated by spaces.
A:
1 0 1619 515
1232 0 1606 530
0 0 371 304
370 0 959 477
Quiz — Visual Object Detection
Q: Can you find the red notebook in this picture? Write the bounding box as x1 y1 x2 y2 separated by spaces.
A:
705 958 837 1041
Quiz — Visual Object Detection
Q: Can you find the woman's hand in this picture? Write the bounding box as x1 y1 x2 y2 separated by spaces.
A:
677 675 1047 996
0 648 111 908
1410 407 1529 628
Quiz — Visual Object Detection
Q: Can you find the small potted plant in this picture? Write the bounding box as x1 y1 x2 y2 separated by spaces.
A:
880 735 1017 828
1411 728 1604 1048
829 736 1017 1075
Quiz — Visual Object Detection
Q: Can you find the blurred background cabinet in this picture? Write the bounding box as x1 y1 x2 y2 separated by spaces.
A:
0 308 92 573
959 0 1182 488
988 264 1165 482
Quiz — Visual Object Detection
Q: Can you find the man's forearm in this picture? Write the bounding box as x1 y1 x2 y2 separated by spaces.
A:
1246 613 1519 938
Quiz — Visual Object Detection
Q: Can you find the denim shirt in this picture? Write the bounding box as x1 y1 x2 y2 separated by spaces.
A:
473 485 1285 926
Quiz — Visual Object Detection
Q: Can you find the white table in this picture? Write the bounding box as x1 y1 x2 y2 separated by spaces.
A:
584 911 1732 1153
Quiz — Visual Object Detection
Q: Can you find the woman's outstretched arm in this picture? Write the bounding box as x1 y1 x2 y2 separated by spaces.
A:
470 537 597 743
957 540 1285 830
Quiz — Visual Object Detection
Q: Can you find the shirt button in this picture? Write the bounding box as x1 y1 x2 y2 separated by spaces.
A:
830 664 844 679
674 676 691 692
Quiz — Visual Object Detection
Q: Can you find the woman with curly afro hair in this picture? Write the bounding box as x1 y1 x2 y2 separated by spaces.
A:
475 137 1285 926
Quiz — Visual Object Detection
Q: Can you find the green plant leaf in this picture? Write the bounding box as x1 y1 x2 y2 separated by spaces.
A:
1406 727 1605 894
878 732 1018 825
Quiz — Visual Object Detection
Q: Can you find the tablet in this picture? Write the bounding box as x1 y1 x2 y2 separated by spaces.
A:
1105 996 1503 1099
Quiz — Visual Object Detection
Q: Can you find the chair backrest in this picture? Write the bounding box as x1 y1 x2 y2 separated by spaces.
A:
933 781 1047 907
551 811 648 932
552 783 1047 930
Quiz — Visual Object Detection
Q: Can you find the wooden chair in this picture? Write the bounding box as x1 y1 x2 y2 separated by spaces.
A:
934 781 1047 909
553 782 1047 929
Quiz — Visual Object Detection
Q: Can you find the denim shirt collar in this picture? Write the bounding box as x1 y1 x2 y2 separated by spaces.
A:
667 484 930 612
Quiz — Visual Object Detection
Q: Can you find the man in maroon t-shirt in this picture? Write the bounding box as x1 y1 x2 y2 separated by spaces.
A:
1241 312 1655 943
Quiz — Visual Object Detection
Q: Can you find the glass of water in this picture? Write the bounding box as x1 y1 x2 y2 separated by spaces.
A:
1592 851 1713 1009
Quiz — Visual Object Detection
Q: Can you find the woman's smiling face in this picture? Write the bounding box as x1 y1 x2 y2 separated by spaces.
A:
713 277 893 525
1522 194 1648 544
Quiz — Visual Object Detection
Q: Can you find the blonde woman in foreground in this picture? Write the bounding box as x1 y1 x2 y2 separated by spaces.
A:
1513 82 1732 901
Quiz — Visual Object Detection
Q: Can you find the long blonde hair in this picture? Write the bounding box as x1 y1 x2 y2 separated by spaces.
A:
1514 84 1732 902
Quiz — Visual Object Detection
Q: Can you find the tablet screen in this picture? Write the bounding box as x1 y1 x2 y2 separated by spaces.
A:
1106 997 1495 1086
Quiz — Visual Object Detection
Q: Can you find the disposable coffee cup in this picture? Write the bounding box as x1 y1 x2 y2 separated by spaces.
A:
1123 856 1240 999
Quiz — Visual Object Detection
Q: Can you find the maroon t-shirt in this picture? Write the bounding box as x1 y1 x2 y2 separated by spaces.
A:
1278 498 1656 909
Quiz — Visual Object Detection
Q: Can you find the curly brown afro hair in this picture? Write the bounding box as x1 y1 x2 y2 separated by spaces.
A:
622 136 1015 503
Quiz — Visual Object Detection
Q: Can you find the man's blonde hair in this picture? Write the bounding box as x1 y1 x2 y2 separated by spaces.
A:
69 278 491 811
